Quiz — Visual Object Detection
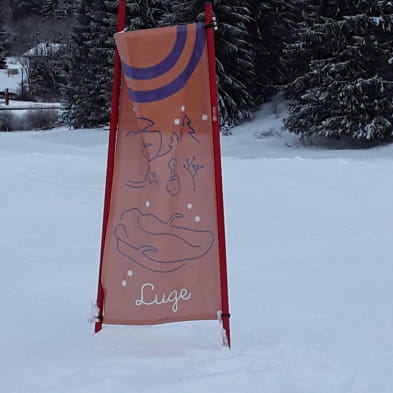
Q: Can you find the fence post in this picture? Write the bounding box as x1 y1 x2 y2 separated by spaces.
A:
5 89 9 105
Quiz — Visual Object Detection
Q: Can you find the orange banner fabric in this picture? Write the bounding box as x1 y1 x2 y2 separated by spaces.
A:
100 23 222 325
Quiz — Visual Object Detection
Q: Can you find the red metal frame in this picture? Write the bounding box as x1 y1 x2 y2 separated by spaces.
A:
95 0 127 333
205 2 231 348
95 1 230 346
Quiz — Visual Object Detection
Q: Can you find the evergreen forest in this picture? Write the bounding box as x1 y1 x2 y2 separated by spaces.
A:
1 0 393 143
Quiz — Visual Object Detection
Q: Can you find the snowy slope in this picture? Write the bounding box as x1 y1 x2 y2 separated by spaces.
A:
1 101 393 393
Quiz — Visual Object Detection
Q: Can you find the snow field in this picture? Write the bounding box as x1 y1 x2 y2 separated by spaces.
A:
1 103 393 392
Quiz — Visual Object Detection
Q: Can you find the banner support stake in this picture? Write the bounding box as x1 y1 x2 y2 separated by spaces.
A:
95 0 127 334
205 1 231 348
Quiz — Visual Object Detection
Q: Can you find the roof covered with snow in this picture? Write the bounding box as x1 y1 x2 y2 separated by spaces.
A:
22 42 63 57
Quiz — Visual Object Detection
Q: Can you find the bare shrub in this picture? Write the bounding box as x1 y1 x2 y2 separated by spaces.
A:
24 109 59 129
0 111 15 131
0 109 59 131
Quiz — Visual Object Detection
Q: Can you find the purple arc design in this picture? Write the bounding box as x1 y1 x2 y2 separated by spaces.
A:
121 24 188 81
127 23 206 103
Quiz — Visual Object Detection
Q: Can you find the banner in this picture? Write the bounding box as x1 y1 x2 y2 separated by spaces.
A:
99 22 223 325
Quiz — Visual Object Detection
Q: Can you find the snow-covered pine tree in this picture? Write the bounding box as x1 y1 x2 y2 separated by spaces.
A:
0 0 25 54
283 0 323 98
27 43 66 100
9 0 43 19
41 0 57 18
63 0 117 128
0 51 5 69
165 0 258 132
119 0 170 30
254 0 300 104
0 5 7 68
0 39 6 68
285 0 393 142
41 0 77 19
54 0 78 18
64 0 173 128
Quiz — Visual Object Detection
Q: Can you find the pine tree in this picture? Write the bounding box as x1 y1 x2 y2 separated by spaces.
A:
41 0 57 18
104 0 168 32
0 1 16 55
64 0 172 128
54 0 78 18
0 54 6 69
254 0 300 103
63 0 117 128
0 42 6 68
41 1 78 20
165 0 258 131
125 0 170 30
27 44 65 100
10 0 43 19
282 0 321 97
0 3 7 68
284 0 393 142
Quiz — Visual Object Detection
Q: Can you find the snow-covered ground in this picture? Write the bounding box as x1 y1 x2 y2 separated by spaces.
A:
1 57 61 112
1 99 393 393
0 100 61 109
0 57 24 95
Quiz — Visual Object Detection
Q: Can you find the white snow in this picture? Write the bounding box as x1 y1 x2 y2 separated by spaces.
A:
22 43 63 57
1 98 393 392
0 100 62 118
0 58 24 95
1 58 62 114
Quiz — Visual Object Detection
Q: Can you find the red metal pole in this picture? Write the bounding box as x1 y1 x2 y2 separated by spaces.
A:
205 2 231 348
95 0 127 333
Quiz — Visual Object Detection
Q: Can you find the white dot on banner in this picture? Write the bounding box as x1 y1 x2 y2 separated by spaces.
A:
127 270 133 277
202 114 208 121
181 105 186 112
194 216 201 222
187 203 193 210
174 118 180 125
146 201 150 207
121 280 127 287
